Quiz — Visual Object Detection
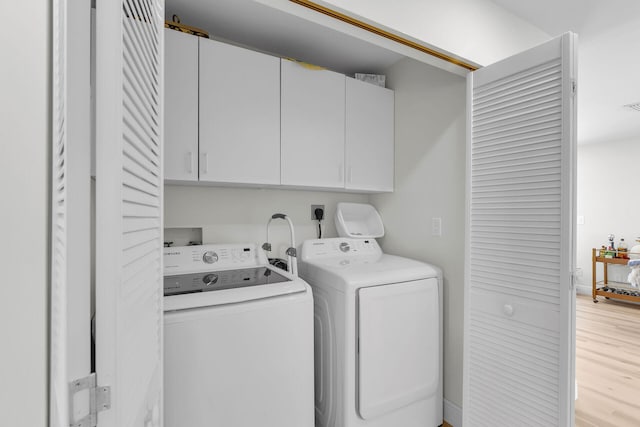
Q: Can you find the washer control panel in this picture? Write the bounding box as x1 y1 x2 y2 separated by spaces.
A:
202 250 219 264
164 243 268 275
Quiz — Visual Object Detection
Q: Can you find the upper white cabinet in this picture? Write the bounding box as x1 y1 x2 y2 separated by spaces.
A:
345 77 394 192
164 29 198 181
163 31 394 192
198 38 281 185
281 59 346 189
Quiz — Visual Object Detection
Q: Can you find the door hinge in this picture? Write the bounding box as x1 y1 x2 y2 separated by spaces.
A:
69 373 111 427
570 271 576 290
571 80 577 96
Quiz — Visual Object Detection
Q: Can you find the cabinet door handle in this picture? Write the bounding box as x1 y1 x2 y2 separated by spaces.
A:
201 153 209 175
186 151 193 174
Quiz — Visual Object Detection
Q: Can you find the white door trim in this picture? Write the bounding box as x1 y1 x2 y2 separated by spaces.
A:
50 1 92 426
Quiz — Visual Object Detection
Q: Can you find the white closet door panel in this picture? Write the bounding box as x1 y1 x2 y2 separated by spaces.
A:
358 279 439 420
51 1 69 424
199 38 280 185
465 33 576 427
96 1 164 426
51 1 91 426
345 77 394 192
164 29 198 181
281 59 345 188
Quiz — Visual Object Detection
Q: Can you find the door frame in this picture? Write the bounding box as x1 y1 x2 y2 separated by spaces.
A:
50 0 92 426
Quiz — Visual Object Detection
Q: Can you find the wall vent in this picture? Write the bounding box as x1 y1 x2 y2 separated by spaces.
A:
624 102 640 111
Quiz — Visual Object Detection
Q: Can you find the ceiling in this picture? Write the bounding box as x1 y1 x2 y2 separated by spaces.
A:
164 0 404 76
490 0 640 145
166 0 640 145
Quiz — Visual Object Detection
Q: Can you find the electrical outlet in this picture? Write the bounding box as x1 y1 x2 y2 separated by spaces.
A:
432 217 442 236
311 204 325 220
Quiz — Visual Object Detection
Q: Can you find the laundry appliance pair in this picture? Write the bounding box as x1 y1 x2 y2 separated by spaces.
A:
162 203 442 427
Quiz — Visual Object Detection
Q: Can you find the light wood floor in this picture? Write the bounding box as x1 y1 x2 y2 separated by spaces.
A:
576 294 640 426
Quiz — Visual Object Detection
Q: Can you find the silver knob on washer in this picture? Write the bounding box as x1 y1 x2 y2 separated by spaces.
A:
339 242 350 253
202 251 219 264
202 273 218 286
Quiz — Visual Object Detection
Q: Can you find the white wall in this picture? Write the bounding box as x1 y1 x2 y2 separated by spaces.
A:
164 57 468 414
164 185 368 257
371 58 467 407
576 138 640 293
318 0 550 66
0 2 50 426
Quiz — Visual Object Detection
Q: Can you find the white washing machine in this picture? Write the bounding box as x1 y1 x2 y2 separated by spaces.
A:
299 204 442 427
163 243 314 427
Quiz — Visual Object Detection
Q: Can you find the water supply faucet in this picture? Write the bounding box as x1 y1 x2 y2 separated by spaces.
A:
262 213 298 277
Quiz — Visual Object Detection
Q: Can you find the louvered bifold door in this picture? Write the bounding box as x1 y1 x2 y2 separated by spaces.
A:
464 33 577 426
95 1 164 426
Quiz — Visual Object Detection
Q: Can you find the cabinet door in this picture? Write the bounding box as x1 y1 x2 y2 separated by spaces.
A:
199 38 280 185
281 59 345 189
345 78 394 192
164 29 198 181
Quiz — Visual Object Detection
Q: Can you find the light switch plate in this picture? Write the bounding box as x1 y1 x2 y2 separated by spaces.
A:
432 217 442 236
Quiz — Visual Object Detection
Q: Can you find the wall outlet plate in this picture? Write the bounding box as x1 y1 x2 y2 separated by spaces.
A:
311 204 325 220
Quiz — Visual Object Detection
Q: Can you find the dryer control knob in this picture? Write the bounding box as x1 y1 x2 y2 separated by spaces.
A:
202 251 219 264
339 242 350 253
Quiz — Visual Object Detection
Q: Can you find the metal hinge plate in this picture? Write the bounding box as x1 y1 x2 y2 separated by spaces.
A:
69 373 111 427
572 80 577 95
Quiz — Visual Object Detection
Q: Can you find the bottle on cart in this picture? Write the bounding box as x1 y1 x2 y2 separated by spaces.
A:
599 245 607 257
618 238 629 259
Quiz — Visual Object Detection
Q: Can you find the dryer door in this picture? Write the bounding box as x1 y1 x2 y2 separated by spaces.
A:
357 278 439 419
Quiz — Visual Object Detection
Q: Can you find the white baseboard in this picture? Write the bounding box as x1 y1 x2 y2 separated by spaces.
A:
444 399 462 427
576 284 591 296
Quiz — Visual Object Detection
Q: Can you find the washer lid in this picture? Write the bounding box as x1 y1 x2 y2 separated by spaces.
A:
163 266 307 311
164 266 290 296
301 253 439 291
299 238 439 290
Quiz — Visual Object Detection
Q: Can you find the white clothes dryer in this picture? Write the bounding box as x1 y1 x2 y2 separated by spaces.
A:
299 237 443 427
163 243 314 427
